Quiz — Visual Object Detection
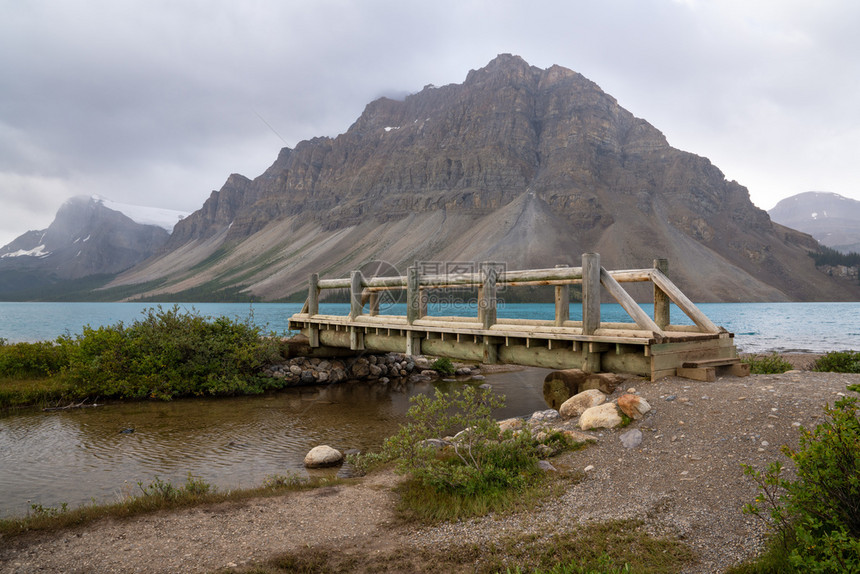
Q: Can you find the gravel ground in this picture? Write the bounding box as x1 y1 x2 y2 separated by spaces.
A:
2 359 858 574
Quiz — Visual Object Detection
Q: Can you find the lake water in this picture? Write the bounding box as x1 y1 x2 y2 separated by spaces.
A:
1 300 859 518
0 301 859 353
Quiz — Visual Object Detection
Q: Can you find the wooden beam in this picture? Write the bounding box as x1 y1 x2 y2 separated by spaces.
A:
600 267 665 337
650 269 719 333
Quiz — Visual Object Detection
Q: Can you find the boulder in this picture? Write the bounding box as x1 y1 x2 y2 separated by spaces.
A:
350 359 370 378
579 403 623 430
562 429 597 444
303 445 343 468
617 394 652 420
559 389 606 419
498 417 524 432
542 369 589 409
580 373 623 394
529 409 561 423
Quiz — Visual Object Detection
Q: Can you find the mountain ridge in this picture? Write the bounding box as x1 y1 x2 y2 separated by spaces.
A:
52 55 860 302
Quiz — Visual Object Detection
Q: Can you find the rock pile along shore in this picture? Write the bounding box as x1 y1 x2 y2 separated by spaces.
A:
263 353 483 387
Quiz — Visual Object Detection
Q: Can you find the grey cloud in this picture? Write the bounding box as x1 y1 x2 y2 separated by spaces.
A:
1 0 858 245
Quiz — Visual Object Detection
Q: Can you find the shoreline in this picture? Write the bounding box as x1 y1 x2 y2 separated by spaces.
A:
2 367 859 572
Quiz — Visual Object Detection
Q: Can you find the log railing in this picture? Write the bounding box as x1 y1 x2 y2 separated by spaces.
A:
299 253 720 340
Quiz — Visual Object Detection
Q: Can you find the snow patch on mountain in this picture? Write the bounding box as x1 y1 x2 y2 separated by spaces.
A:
93 195 189 231
0 244 49 258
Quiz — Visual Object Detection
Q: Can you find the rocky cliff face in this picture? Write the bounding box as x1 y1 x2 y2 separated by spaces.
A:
0 196 169 298
112 55 857 302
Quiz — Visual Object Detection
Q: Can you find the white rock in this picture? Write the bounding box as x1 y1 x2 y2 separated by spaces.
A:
303 445 343 468
579 403 623 430
559 389 606 420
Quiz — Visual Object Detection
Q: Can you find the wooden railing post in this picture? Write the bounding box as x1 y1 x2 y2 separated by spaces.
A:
406 266 420 325
653 258 669 329
349 270 363 320
582 253 600 335
307 273 320 347
308 273 319 316
369 292 380 316
554 265 570 326
479 263 500 330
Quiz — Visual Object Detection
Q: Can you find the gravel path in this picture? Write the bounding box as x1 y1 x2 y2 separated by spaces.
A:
2 366 858 574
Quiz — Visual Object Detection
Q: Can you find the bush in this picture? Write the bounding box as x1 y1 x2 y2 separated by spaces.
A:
742 353 793 374
431 356 456 376
58 305 283 400
739 384 860 572
0 340 68 377
812 351 860 374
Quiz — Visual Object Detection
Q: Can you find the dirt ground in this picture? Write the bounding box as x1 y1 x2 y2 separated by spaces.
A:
2 355 858 574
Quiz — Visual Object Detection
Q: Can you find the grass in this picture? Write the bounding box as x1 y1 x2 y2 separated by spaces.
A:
393 465 582 524
236 519 695 574
0 473 341 538
0 374 75 410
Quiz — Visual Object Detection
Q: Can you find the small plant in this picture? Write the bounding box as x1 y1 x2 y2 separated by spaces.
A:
812 350 860 373
28 502 68 518
137 473 212 502
262 473 305 490
431 356 456 376
738 384 860 572
742 353 793 374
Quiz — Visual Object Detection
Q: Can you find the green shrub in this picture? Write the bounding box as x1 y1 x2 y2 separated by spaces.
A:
812 351 860 373
739 384 860 572
58 305 283 400
742 353 794 374
353 385 579 522
431 356 456 376
0 340 68 377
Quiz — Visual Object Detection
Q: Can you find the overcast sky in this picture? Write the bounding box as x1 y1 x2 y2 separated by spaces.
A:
2 0 859 246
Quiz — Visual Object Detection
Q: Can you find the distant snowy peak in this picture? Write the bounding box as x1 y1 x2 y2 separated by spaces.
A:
92 195 190 232
769 191 860 254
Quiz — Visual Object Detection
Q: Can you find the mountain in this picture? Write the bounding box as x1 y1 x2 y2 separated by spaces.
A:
0 196 183 299
769 192 860 254
108 54 857 302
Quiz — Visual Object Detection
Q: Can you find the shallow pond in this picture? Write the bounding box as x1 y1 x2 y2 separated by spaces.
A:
0 368 551 518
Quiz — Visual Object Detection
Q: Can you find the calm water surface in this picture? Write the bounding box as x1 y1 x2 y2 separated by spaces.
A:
0 369 550 518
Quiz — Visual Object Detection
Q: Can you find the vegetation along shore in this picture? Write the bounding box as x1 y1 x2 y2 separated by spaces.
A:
1 308 858 572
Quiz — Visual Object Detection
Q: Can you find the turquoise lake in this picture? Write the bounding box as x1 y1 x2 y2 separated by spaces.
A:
0 301 858 353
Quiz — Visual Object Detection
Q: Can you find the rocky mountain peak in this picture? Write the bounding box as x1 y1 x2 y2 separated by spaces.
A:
108 56 858 303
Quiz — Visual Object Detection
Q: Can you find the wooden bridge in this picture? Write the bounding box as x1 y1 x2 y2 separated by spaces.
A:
288 254 748 381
